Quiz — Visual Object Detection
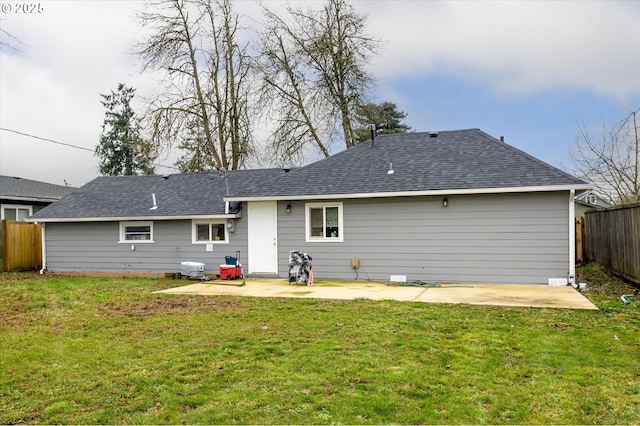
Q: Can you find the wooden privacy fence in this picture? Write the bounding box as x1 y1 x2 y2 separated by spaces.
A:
585 204 640 284
0 220 42 272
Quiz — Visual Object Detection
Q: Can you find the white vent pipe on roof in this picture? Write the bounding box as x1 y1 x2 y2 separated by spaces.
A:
150 193 158 210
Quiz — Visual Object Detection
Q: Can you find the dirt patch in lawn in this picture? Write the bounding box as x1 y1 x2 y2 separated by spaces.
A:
94 294 247 318
0 273 248 327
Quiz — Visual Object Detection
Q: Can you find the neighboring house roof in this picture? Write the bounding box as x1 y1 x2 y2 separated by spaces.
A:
575 191 612 208
227 129 590 201
575 199 599 210
29 169 285 222
0 175 75 203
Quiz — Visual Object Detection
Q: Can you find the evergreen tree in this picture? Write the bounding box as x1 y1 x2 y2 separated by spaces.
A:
95 84 156 175
354 101 411 143
175 119 219 172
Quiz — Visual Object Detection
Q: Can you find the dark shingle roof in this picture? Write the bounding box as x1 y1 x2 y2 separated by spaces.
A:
229 129 588 199
0 175 75 202
29 129 589 221
30 169 284 220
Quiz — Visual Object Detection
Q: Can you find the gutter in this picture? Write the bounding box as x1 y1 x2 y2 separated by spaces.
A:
224 184 593 203
568 189 576 285
25 213 241 223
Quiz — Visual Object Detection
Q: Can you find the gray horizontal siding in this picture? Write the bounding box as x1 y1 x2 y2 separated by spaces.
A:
276 192 570 284
44 192 571 284
44 219 249 275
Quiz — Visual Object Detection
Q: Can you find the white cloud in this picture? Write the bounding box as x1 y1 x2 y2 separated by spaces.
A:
0 1 156 186
1 0 638 186
360 0 640 99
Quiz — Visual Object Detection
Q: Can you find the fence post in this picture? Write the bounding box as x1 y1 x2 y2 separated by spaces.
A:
575 217 585 263
0 220 6 272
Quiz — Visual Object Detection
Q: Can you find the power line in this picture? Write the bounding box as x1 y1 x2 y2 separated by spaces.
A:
0 127 180 171
1 127 95 152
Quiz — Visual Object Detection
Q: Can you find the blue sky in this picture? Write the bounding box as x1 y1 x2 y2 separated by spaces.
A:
392 74 634 169
1 0 639 186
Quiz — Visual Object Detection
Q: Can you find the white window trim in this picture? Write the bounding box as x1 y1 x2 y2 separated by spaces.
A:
191 219 230 244
305 202 344 243
119 221 154 243
1 204 33 221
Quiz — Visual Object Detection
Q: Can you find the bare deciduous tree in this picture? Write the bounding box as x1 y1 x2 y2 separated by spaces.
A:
137 0 253 171
571 107 640 206
258 0 380 164
257 11 331 165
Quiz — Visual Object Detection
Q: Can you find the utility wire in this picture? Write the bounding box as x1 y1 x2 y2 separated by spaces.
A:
1 127 95 152
0 127 180 171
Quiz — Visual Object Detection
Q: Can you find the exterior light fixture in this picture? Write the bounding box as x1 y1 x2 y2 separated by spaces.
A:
286 204 292 214
442 198 448 208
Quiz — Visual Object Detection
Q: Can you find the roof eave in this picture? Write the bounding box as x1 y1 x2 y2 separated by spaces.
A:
1 195 62 203
225 184 593 202
26 213 240 223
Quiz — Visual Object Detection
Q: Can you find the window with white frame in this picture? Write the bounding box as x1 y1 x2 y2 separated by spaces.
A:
192 220 228 243
1 204 32 222
119 221 154 243
305 202 343 242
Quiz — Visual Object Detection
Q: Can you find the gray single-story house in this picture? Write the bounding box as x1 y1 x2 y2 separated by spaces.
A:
29 129 590 284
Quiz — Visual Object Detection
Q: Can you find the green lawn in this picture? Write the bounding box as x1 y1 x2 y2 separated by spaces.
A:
1 267 638 424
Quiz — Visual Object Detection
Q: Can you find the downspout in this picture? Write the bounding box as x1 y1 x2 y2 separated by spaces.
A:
38 222 46 274
568 190 576 286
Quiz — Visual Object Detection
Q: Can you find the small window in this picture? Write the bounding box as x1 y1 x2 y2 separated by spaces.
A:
1 204 32 222
192 220 229 244
305 202 343 242
119 221 153 243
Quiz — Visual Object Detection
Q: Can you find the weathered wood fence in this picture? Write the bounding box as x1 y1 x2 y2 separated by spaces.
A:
0 220 42 272
585 204 640 284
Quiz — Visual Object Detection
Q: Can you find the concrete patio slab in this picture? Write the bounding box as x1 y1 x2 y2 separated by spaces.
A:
155 279 598 310
416 283 598 309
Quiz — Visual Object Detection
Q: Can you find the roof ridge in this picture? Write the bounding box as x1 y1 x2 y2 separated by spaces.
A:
475 129 582 181
228 167 297 196
0 174 74 187
374 128 481 138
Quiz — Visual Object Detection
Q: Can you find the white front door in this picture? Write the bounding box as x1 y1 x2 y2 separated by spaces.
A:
247 201 278 275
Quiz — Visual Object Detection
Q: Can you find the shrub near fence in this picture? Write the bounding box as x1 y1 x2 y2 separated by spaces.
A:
585 204 640 284
0 220 42 272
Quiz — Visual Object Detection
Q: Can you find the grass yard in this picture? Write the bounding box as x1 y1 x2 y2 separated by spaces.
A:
1 265 639 424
